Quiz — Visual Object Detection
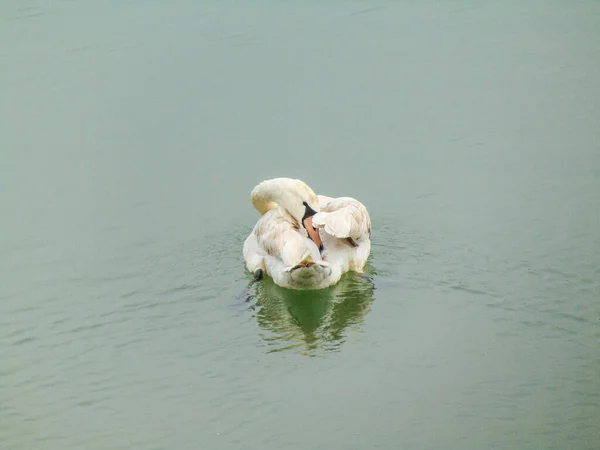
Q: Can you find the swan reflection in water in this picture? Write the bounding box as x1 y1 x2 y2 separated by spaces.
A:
245 263 377 355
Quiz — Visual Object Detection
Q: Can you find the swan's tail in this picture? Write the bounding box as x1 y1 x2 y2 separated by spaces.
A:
287 263 332 287
284 251 330 273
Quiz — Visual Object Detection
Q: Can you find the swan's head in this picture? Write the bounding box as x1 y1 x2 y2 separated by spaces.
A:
300 200 323 251
251 177 323 250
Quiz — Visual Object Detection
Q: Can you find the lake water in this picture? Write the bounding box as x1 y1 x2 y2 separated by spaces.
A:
2 1 599 449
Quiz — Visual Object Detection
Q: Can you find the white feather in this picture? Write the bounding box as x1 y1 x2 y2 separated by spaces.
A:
312 197 371 240
243 178 371 290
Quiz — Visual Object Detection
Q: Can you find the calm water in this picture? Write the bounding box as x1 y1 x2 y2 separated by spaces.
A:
2 1 599 449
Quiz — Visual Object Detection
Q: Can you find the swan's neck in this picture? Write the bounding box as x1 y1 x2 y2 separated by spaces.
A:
250 178 318 222
250 179 283 215
252 196 278 215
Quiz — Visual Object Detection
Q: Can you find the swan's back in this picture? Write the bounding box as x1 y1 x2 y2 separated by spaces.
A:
244 206 324 272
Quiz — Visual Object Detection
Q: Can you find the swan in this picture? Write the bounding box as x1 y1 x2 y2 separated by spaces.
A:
243 177 371 290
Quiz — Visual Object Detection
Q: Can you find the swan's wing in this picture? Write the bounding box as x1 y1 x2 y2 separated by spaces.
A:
254 208 324 269
312 197 371 241
317 195 334 209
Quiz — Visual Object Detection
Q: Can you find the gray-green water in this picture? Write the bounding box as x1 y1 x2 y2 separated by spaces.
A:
2 1 599 449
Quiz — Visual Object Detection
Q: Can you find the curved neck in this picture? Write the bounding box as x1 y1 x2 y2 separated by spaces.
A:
251 196 278 215
250 178 318 222
250 179 281 215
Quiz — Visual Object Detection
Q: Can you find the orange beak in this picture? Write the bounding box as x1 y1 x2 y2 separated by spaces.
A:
303 215 323 251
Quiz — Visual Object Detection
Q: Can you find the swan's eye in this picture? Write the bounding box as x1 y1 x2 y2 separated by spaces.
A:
302 201 308 207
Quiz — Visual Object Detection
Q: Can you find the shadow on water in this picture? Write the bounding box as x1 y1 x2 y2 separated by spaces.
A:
245 262 377 355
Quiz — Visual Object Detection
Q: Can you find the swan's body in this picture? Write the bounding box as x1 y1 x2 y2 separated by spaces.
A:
243 178 371 290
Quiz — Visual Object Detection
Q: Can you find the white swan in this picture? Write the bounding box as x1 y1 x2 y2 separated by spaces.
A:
243 178 371 290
